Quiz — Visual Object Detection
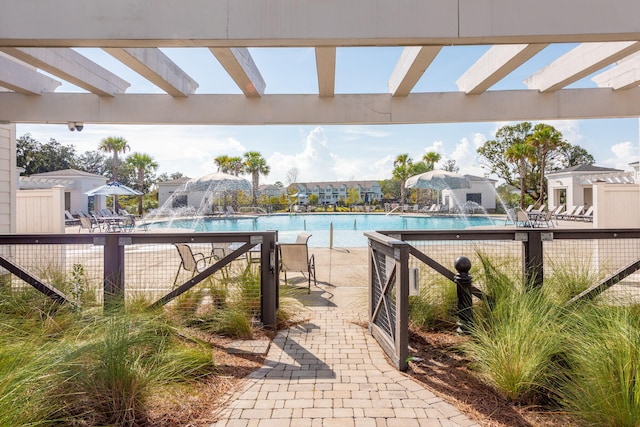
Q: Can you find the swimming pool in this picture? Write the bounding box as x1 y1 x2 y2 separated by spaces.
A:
145 213 500 247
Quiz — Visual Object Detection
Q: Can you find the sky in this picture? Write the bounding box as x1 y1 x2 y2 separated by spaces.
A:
15 45 640 185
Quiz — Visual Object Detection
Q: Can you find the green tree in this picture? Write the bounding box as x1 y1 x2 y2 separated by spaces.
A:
442 159 459 173
555 144 595 168
308 193 319 205
505 142 536 209
75 150 107 175
98 136 131 212
477 122 534 190
157 171 186 182
98 136 130 182
125 152 159 215
214 155 243 176
527 124 565 204
422 151 441 170
392 154 413 211
17 134 78 175
242 151 270 205
346 187 361 207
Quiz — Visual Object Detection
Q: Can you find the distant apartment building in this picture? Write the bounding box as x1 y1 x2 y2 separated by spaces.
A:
290 180 383 204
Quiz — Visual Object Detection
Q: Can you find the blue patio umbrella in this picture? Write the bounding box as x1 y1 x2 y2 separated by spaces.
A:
85 181 143 197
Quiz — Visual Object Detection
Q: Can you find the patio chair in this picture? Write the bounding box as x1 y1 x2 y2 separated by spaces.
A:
279 233 316 293
533 209 554 227
516 209 533 227
504 208 518 226
173 243 216 286
78 216 100 233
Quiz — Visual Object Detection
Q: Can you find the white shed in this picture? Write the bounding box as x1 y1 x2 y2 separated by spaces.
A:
546 165 630 210
441 175 498 213
19 169 107 213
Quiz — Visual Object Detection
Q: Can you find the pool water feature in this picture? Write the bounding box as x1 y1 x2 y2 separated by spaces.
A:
145 213 499 247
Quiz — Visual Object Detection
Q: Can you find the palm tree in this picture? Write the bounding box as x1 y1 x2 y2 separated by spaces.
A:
527 124 564 205
214 155 243 176
243 151 270 205
505 142 536 209
99 136 130 211
126 152 158 215
422 151 441 170
418 151 441 205
392 154 413 212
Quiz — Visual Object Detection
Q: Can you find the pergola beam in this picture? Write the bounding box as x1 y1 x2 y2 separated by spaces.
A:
104 48 197 97
456 44 547 94
592 52 640 90
2 88 640 125
1 0 640 48
0 55 60 95
315 47 336 97
209 48 265 97
389 46 441 97
0 47 129 96
525 42 640 92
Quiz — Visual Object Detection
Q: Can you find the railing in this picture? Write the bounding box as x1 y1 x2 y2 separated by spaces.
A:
0 231 279 328
366 228 640 370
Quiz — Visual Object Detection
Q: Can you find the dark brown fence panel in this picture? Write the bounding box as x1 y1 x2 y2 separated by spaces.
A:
0 232 279 328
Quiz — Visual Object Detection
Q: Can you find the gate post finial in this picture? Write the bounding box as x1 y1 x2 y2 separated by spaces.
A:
454 256 473 334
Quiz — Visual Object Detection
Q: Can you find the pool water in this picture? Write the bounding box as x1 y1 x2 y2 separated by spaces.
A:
145 213 499 247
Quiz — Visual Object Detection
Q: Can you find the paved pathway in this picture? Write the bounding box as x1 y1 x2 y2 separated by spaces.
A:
211 299 480 427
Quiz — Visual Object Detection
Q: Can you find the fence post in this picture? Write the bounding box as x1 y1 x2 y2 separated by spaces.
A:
260 232 278 329
523 230 544 289
454 256 473 334
103 234 125 310
394 242 409 371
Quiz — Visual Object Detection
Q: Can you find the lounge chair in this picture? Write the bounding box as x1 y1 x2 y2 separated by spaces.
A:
279 232 316 293
566 206 584 221
550 205 565 221
64 210 79 226
575 206 594 222
556 206 576 221
173 243 216 286
533 210 554 227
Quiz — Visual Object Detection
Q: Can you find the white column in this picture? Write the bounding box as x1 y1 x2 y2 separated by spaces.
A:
0 124 16 233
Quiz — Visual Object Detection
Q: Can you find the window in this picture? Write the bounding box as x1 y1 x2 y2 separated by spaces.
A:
466 193 482 204
172 195 188 208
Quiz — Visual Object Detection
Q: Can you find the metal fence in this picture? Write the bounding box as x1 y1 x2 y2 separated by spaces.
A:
366 228 640 370
0 231 279 328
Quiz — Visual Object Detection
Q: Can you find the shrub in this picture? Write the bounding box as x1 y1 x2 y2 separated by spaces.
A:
462 256 567 403
558 304 640 426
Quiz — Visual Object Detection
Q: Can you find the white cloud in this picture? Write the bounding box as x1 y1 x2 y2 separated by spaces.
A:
267 127 339 183
543 119 582 144
423 140 445 155
343 126 392 140
603 141 638 170
447 136 486 177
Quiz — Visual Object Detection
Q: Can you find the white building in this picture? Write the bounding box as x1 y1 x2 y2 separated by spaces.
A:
291 180 383 205
19 168 107 213
546 165 632 210
157 177 191 208
441 175 498 213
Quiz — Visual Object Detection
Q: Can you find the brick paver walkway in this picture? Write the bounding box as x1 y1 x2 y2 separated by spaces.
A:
211 306 480 427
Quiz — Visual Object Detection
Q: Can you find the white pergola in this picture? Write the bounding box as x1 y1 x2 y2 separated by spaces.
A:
1 0 640 126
